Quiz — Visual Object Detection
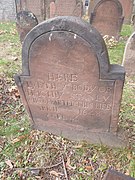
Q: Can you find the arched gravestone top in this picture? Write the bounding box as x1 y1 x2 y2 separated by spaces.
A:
15 17 125 147
122 32 135 78
22 16 124 80
90 0 124 39
92 0 123 15
16 11 38 43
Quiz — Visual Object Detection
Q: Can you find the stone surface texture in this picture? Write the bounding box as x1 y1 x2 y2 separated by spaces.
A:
54 0 83 17
15 17 125 147
15 0 83 21
90 0 124 39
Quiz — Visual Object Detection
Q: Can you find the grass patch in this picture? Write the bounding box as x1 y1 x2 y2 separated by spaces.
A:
108 41 125 64
121 24 133 37
0 22 19 43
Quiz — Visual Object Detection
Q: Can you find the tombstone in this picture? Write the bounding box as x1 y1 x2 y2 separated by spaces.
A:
103 169 135 180
90 0 124 39
16 11 38 43
50 2 56 18
45 0 56 19
15 0 46 22
122 32 135 78
119 0 133 24
15 16 125 147
54 0 83 17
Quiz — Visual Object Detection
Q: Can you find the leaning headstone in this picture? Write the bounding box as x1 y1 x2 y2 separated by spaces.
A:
103 169 135 180
15 17 125 147
122 32 135 78
90 0 124 39
54 0 83 17
16 11 38 43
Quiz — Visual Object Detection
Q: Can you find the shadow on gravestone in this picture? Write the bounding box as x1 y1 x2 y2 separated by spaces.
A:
90 0 124 40
16 11 38 43
122 32 135 79
15 16 126 147
103 168 135 180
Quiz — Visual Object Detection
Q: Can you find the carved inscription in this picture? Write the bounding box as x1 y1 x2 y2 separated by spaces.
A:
48 73 78 82
24 72 114 124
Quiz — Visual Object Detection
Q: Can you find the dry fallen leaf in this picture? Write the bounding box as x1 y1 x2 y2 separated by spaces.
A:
66 157 76 170
49 170 59 177
12 135 27 144
85 165 93 171
5 160 13 169
73 144 83 149
49 170 63 178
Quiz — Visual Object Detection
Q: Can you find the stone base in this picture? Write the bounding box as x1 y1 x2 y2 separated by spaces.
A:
32 121 127 148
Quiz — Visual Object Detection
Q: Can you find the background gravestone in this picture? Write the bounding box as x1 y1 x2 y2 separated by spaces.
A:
89 0 133 25
90 0 124 39
103 169 135 180
122 32 135 78
15 0 53 21
50 2 56 18
15 17 125 147
16 11 38 43
54 0 83 17
119 0 133 24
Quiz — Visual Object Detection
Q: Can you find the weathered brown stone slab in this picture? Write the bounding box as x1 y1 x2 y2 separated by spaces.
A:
119 0 133 24
122 32 135 78
16 11 38 43
103 169 135 180
45 0 56 19
15 17 126 147
15 0 45 22
54 0 83 17
90 0 124 39
50 2 56 18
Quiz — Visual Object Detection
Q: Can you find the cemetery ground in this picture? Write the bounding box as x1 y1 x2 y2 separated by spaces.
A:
0 22 135 180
